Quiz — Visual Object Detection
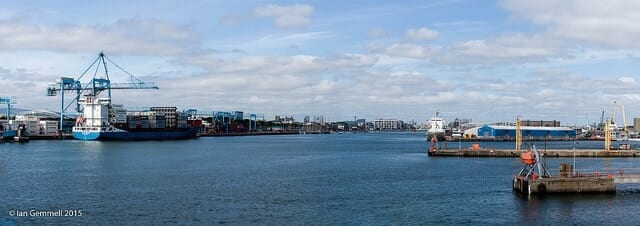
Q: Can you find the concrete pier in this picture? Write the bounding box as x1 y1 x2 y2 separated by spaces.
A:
513 175 616 194
429 149 640 157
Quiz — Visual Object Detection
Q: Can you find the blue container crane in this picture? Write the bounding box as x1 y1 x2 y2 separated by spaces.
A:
46 52 159 132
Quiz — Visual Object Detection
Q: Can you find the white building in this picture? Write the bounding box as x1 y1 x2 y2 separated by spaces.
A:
373 119 401 130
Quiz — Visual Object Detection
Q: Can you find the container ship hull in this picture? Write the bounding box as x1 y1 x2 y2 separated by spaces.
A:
72 127 199 141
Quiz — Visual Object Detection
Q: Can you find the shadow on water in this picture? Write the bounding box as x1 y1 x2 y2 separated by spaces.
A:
512 191 617 202
512 191 619 224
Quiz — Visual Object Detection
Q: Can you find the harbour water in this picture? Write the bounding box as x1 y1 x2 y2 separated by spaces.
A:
2 133 640 224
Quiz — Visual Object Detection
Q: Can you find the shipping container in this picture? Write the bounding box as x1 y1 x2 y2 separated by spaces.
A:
150 107 178 113
39 121 59 135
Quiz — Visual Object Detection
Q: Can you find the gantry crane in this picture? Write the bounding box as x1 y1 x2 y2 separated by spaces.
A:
0 96 16 120
515 116 522 151
46 52 159 131
622 104 628 138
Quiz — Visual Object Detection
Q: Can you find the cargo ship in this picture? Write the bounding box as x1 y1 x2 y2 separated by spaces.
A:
425 112 446 141
72 94 201 141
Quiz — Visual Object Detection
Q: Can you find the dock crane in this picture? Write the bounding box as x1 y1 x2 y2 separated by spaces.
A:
599 110 605 131
622 104 628 140
605 101 618 150
46 52 159 132
611 101 617 127
0 96 16 120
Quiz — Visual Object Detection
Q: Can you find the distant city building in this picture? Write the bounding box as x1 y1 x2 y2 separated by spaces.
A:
274 115 295 124
373 119 402 130
332 119 366 131
233 111 243 121
634 118 640 133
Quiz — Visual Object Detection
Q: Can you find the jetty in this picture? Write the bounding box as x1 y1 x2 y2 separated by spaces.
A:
512 145 619 195
428 148 640 158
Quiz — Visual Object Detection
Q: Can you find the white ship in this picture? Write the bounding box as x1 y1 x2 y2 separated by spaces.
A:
426 112 446 141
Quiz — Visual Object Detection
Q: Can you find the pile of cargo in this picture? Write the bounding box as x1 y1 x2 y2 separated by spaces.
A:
126 112 163 129
10 115 58 136
108 107 188 130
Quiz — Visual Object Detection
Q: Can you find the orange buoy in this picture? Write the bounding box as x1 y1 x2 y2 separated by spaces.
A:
520 151 536 165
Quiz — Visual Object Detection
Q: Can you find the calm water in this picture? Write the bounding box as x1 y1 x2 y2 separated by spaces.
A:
2 133 640 225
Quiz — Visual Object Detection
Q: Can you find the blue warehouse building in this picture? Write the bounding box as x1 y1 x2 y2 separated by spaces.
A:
477 125 576 139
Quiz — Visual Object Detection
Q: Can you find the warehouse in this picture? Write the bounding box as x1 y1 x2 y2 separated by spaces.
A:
476 125 576 139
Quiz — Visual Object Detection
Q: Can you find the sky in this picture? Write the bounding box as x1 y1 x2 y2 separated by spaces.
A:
1 0 640 125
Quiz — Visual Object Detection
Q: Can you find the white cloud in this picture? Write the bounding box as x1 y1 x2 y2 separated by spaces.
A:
619 77 636 86
279 31 333 41
433 34 563 64
501 0 640 48
384 43 431 59
0 18 197 55
0 67 57 110
218 16 244 26
255 4 314 28
248 96 270 104
187 53 378 74
406 27 438 41
368 28 386 37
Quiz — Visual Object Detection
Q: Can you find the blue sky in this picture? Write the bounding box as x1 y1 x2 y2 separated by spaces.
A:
1 0 640 126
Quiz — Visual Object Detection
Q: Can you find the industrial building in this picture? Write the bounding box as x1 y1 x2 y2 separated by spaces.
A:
476 125 576 139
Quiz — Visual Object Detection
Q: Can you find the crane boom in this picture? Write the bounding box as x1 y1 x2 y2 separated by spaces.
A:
47 81 158 94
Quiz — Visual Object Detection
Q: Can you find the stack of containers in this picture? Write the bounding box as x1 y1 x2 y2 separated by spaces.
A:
11 117 39 135
111 104 127 126
127 111 142 129
150 107 177 128
155 112 166 129
149 112 156 129
140 115 149 128
177 112 189 128
140 111 154 129
39 121 59 135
